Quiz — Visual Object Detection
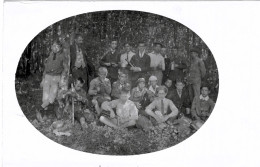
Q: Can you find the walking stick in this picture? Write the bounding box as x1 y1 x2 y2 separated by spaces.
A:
71 83 75 125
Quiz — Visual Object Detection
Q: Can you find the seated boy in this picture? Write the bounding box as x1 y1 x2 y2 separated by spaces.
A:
57 77 92 130
129 78 149 110
145 86 179 124
100 88 138 128
164 78 174 93
147 75 159 102
191 85 215 123
88 67 112 115
167 79 191 117
111 72 131 100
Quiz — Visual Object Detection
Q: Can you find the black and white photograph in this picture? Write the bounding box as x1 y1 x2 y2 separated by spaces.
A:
15 10 218 155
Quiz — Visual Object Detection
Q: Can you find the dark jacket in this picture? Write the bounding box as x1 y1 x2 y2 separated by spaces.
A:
130 53 151 72
167 88 191 110
100 49 121 80
70 44 95 73
70 44 95 81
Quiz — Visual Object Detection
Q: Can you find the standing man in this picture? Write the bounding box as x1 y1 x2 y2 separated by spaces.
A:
161 46 171 83
168 47 188 84
148 43 165 85
119 42 135 77
130 41 151 86
100 40 121 84
187 47 206 101
70 34 95 91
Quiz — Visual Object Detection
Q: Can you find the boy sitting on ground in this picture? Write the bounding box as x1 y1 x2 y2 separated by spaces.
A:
164 78 174 94
88 67 112 115
100 88 138 128
145 86 179 125
57 77 93 130
111 72 131 100
191 85 215 128
167 79 191 117
129 78 149 110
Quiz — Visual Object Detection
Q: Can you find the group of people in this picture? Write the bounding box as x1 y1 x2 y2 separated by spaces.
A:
35 33 215 131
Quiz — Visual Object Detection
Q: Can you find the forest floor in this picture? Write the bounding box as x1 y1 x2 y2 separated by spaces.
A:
15 75 197 155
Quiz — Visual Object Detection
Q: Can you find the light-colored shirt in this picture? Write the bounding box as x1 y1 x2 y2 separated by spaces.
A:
102 99 138 123
74 45 86 68
120 51 135 67
148 85 159 94
146 97 178 115
148 51 165 70
88 77 111 99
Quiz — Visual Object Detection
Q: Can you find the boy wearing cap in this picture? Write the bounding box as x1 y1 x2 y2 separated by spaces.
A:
147 75 159 102
36 41 68 122
187 47 206 101
148 43 165 85
111 72 131 100
191 85 215 122
145 86 179 124
130 42 151 86
88 67 112 115
130 78 149 109
100 40 121 84
100 88 138 128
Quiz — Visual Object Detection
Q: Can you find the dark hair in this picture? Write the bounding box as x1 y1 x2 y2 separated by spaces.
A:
200 84 210 91
52 40 63 49
175 78 184 84
154 42 163 48
77 77 85 84
138 41 146 46
75 33 83 40
124 42 132 47
120 87 130 95
155 86 168 95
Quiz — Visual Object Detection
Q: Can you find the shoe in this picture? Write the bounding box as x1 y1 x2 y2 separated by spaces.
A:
36 107 44 123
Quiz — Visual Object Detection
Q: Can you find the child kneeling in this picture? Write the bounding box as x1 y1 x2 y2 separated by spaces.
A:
145 86 179 124
99 88 138 128
58 77 94 130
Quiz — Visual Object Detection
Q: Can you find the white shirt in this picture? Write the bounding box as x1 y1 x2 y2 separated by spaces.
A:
148 85 159 94
120 51 135 67
199 95 209 101
148 51 165 70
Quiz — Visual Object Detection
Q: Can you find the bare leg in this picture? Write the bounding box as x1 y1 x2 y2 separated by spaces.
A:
79 117 88 130
120 120 136 128
92 99 101 115
99 116 118 128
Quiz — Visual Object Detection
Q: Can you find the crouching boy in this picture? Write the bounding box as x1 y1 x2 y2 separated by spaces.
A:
100 88 138 128
145 86 179 124
58 77 93 130
191 85 215 127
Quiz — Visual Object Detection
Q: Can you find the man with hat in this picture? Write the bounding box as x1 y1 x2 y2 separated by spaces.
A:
70 34 95 91
130 78 149 110
148 42 165 85
187 46 206 101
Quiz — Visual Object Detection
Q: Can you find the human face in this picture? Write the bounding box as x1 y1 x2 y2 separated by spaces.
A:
154 45 161 53
51 43 61 53
98 71 107 81
119 74 127 83
138 43 146 53
74 80 84 91
111 41 118 50
175 82 184 90
191 52 199 59
125 44 131 52
157 90 166 99
120 93 130 103
138 82 145 89
75 36 83 45
201 87 209 97
161 48 167 56
150 80 157 87
165 80 172 88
